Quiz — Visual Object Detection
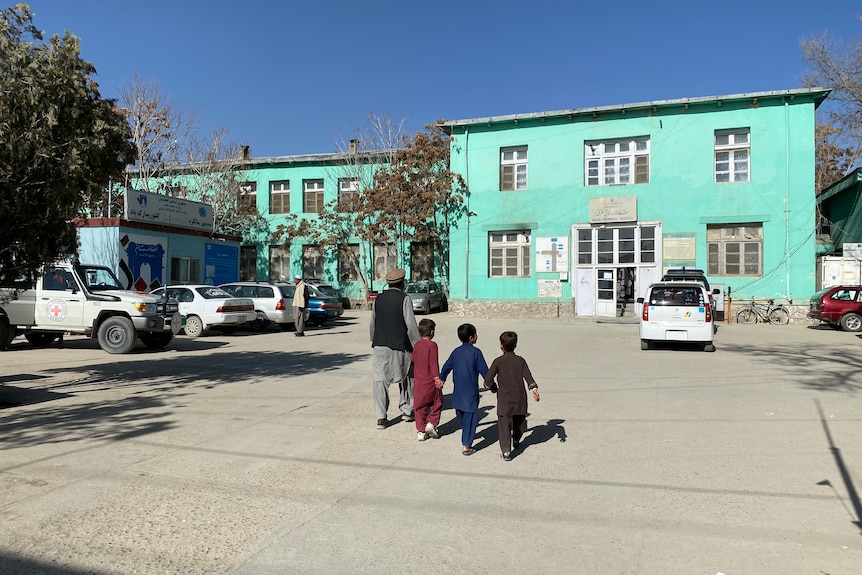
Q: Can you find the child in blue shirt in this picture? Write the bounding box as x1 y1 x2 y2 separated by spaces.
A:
436 323 489 456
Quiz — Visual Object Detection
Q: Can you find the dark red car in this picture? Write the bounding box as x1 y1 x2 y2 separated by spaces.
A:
808 285 862 332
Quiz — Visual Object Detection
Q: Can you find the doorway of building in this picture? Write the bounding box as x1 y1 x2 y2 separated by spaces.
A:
617 267 636 317
595 267 637 317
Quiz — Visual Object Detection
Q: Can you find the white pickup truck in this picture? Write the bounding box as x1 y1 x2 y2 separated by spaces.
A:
0 262 181 354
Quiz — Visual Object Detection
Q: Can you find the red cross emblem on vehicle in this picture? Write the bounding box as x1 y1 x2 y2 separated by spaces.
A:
46 299 67 322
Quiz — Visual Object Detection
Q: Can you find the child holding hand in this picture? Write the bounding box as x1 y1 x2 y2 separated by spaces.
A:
437 323 489 456
412 319 442 441
484 331 540 461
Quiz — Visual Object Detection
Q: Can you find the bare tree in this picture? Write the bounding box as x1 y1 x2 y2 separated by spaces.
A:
120 77 266 236
801 24 862 188
176 129 268 237
119 73 197 193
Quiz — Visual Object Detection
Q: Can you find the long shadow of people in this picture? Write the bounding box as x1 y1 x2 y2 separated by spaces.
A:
519 418 567 455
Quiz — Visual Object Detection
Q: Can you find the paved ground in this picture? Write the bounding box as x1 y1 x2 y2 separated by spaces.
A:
0 311 860 574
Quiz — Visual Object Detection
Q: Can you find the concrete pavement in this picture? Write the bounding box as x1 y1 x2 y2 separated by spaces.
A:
1 311 860 574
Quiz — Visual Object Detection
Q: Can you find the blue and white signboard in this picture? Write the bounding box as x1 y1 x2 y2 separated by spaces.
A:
125 190 213 232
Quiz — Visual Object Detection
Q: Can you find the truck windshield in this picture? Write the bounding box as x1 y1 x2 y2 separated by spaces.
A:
77 266 124 291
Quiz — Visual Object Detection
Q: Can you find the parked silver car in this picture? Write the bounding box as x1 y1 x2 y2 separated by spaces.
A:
218 281 295 331
406 281 447 314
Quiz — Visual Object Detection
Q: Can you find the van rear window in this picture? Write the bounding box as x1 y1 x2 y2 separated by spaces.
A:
649 286 705 306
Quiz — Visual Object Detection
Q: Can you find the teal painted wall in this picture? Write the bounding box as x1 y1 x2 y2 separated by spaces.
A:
446 92 820 305
232 159 385 301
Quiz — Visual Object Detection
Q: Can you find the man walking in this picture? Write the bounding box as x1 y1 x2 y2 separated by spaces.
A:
292 274 309 337
370 268 420 429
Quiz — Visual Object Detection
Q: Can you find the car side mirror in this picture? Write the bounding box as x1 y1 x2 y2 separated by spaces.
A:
712 288 720 294
636 297 644 304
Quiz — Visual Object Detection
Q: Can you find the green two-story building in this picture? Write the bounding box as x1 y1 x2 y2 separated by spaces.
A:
439 88 829 319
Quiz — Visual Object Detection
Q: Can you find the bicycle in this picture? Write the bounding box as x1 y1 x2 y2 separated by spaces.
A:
736 298 790 325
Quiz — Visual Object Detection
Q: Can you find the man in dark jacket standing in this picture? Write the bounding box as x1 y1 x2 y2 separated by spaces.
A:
370 268 420 429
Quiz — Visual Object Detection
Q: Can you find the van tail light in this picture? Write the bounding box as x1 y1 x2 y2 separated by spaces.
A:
275 298 285 311
642 302 649 321
705 299 712 323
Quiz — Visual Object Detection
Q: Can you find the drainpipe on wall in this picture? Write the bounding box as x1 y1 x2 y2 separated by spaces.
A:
464 126 471 299
784 99 791 301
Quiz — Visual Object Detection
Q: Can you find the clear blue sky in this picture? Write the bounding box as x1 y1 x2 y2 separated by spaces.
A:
24 0 862 158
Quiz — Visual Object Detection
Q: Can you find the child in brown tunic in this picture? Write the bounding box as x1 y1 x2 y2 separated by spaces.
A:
483 331 540 461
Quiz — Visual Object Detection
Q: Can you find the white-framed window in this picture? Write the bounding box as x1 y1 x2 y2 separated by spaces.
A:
239 182 257 211
303 245 323 279
373 244 398 282
269 245 290 281
303 179 324 213
585 138 650 186
339 244 359 281
489 230 531 277
576 225 657 265
714 129 750 183
338 178 359 210
707 223 761 276
269 180 289 214
500 146 528 191
170 257 200 284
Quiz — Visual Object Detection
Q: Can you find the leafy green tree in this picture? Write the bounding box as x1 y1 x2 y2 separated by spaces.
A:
0 3 133 284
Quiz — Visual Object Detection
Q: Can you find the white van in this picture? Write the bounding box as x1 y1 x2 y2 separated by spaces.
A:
637 281 716 352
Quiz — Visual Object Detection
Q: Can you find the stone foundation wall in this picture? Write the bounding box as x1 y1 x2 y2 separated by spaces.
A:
446 300 816 325
447 300 577 320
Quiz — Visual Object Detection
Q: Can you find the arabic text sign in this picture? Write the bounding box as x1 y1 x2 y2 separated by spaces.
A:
125 190 213 232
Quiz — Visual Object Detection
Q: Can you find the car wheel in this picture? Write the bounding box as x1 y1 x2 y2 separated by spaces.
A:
251 313 270 331
840 313 862 332
140 332 174 349
184 315 205 337
640 339 651 350
97 316 137 354
703 343 716 352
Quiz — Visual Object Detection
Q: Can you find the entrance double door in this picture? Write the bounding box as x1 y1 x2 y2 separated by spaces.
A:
573 222 663 318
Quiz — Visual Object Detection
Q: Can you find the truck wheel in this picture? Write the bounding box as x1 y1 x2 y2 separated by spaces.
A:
840 313 862 332
0 319 13 350
97 316 137 354
184 315 205 338
140 332 174 349
25 333 58 347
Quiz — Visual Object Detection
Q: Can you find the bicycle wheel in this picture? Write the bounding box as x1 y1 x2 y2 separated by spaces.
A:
737 308 757 324
768 307 790 325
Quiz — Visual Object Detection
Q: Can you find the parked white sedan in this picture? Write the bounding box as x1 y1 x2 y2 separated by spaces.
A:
151 285 254 337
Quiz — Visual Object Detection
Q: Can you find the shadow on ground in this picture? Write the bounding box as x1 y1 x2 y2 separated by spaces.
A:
0 348 367 449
